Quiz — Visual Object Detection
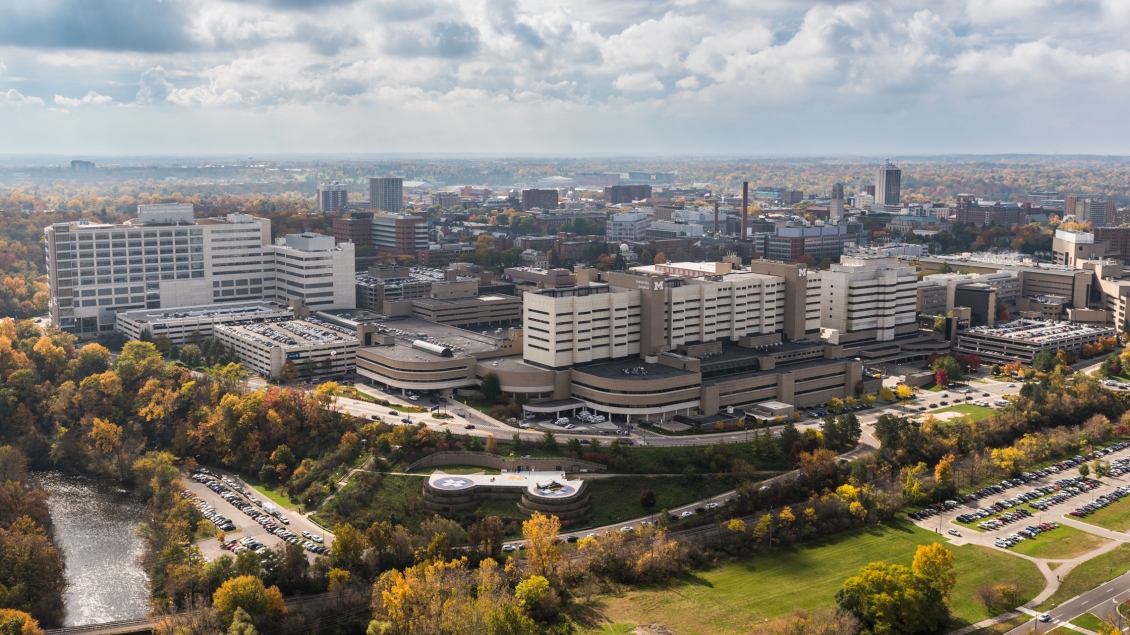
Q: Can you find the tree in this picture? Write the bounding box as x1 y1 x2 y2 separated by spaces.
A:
836 562 949 635
828 397 845 412
152 334 174 357
653 251 668 264
931 356 963 381
278 361 299 383
522 512 561 581
485 434 498 454
226 608 259 635
639 489 656 508
935 368 949 387
330 523 367 572
541 431 558 452
1079 462 1091 478
912 543 957 600
778 420 801 456
879 386 894 402
1032 349 1057 373
515 575 556 619
861 394 876 407
72 343 111 381
933 315 946 332
895 384 913 399
934 454 955 488
0 609 42 635
727 518 746 534
211 575 285 622
481 373 501 400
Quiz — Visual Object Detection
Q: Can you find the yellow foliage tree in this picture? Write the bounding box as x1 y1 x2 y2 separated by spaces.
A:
849 501 867 521
991 446 1026 476
896 384 913 399
212 575 285 622
912 543 957 601
0 609 43 635
934 453 955 487
777 507 795 529
879 386 894 401
727 518 746 533
522 512 562 581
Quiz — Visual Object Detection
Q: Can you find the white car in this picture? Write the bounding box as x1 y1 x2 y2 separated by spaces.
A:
1038 614 1051 623
947 528 961 537
680 510 694 518
555 418 570 425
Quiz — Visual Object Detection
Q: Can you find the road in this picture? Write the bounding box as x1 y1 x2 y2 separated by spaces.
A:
1006 575 1130 635
185 468 334 563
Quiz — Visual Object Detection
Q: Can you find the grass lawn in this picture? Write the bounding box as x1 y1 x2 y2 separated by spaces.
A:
1069 613 1105 631
581 474 735 529
1040 543 1130 610
313 472 429 530
584 520 1044 635
965 614 1031 635
1009 525 1110 559
931 404 998 422
1077 498 1130 532
236 471 301 511
485 439 790 475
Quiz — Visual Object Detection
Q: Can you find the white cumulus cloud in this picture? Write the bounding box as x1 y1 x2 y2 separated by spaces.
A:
0 88 44 105
54 91 113 106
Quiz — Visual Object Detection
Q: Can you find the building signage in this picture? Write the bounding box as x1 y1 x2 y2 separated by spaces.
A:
286 352 301 360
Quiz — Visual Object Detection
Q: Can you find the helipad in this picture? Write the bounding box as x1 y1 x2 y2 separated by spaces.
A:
425 470 585 500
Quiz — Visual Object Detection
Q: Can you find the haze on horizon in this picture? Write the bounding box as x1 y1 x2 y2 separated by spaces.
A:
1 0 1127 156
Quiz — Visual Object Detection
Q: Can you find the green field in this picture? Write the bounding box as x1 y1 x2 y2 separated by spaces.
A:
1040 543 1130 610
236 471 301 511
585 520 1045 635
1077 498 1130 532
1009 525 1110 559
313 472 428 530
931 404 999 422
965 614 1031 635
582 475 735 528
1069 613 1105 631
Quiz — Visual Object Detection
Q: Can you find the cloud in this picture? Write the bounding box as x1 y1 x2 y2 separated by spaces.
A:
614 72 664 91
0 0 195 52
54 91 113 106
136 66 174 103
0 88 44 105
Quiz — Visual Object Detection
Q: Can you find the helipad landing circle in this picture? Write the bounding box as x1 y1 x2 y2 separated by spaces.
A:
433 477 474 490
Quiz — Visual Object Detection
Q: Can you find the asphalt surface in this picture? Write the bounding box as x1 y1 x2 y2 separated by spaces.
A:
1006 575 1130 634
185 468 333 563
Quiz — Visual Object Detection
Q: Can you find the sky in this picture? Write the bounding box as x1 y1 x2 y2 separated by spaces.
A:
1 0 1129 156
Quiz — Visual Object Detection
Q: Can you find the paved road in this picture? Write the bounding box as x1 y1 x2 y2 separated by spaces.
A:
185 468 333 563
1006 573 1130 635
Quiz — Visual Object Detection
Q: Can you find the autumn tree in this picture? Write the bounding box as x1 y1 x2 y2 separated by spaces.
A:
522 512 562 582
212 575 285 623
836 562 949 635
0 609 43 635
912 543 957 601
935 453 955 490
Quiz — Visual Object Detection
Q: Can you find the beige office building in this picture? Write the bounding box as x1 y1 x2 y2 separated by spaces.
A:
820 256 917 343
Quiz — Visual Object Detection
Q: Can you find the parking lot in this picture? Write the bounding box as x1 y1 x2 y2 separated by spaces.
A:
907 440 1130 548
184 467 334 563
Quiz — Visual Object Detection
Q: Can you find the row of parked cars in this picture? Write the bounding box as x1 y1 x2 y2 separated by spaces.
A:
192 469 291 525
1069 486 1130 517
995 522 1060 549
970 508 1033 531
182 490 235 533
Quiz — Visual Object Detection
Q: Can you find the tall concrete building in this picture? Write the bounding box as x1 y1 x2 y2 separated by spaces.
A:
1080 198 1114 227
369 177 403 213
875 161 901 206
820 256 917 343
745 261 823 341
830 183 844 221
371 212 428 256
606 212 651 242
44 204 355 336
316 181 349 212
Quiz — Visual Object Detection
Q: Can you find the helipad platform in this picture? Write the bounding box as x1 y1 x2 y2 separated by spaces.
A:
422 470 591 521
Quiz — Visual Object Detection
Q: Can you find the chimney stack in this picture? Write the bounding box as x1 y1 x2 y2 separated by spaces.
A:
713 201 719 234
741 182 748 240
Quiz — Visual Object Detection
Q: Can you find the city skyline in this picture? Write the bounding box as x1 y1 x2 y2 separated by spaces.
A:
1 0 1129 155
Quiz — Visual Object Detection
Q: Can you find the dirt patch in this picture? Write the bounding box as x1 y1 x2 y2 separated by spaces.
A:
634 624 676 635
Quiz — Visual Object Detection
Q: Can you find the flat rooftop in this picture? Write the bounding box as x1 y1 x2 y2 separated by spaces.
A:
961 319 1114 344
361 317 514 361
411 294 521 309
216 318 359 349
427 471 585 499
118 301 291 322
573 358 697 381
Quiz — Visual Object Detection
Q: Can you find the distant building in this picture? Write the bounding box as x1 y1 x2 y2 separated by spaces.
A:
622 172 675 186
519 249 549 269
521 189 559 211
604 185 652 205
955 196 1025 228
431 192 460 207
70 160 95 171
765 224 862 263
371 212 427 256
370 177 403 213
830 183 844 221
317 181 349 212
1027 191 1064 210
575 172 621 188
333 212 373 247
607 212 651 242
875 161 901 206
1080 199 1114 227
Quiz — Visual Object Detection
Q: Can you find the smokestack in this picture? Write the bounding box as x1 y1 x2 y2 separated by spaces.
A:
741 182 748 240
713 201 719 234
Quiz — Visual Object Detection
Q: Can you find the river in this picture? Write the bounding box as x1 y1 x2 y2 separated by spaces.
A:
34 472 151 627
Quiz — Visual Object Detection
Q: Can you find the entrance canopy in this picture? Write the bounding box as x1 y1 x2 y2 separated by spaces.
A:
522 399 585 414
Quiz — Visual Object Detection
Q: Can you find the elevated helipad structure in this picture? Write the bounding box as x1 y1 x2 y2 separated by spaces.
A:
422 470 591 522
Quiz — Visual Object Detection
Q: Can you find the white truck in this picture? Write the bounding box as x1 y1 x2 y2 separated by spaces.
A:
261 501 278 517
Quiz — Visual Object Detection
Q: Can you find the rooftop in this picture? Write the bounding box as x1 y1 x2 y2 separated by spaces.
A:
572 358 697 381
361 317 516 361
962 319 1114 343
118 301 291 322
216 318 359 349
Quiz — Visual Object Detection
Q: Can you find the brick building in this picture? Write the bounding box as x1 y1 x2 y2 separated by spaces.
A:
332 212 373 246
604 185 652 205
521 189 559 211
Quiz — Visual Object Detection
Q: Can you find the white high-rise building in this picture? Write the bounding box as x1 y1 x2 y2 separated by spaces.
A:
317 181 349 212
820 256 917 343
875 161 901 206
606 212 651 242
45 205 355 336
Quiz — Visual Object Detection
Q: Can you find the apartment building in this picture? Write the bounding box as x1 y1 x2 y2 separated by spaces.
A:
371 212 428 256
45 204 354 336
370 177 403 213
317 182 349 212
214 317 359 380
820 256 917 343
